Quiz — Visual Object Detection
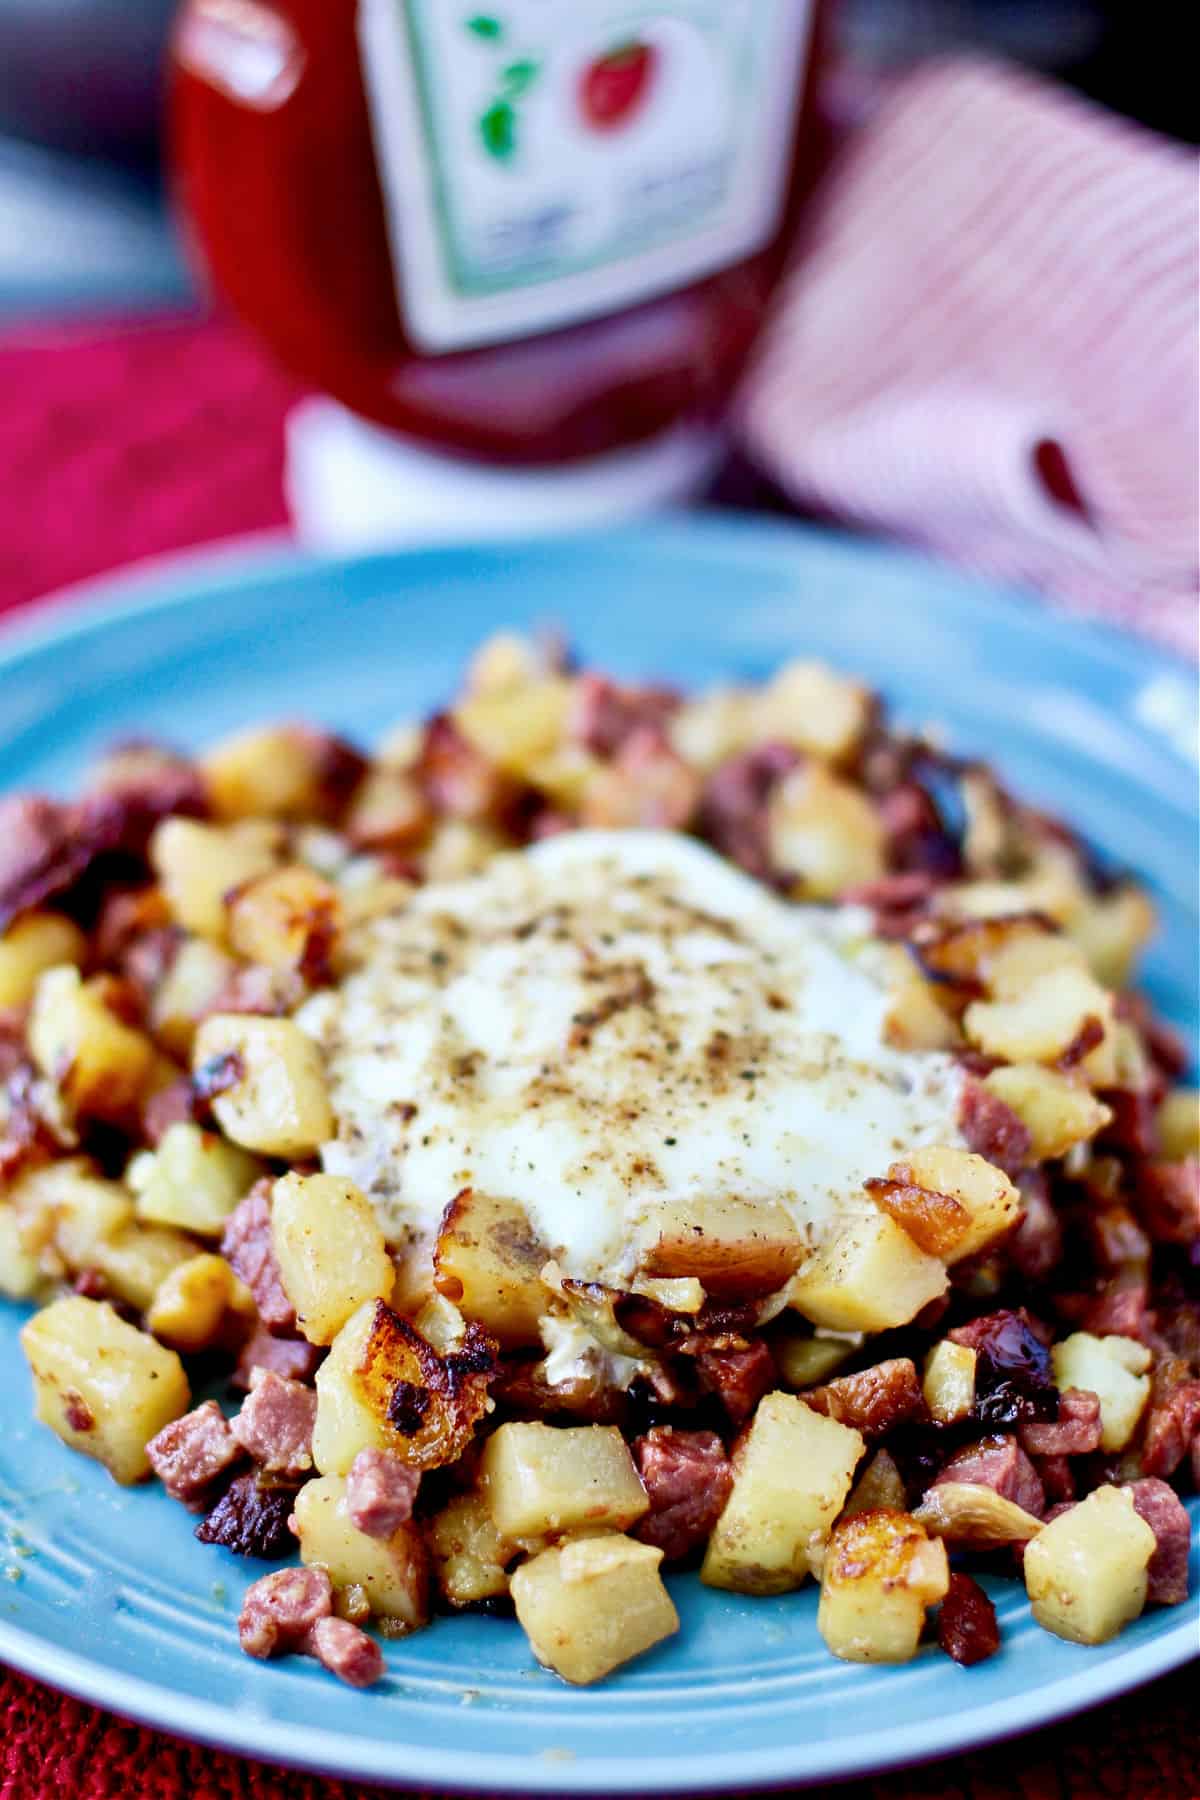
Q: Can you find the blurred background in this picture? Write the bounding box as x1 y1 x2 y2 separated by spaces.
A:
0 0 1195 647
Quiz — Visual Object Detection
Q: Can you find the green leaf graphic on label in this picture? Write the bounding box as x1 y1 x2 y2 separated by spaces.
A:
466 14 502 39
501 58 539 96
479 99 516 161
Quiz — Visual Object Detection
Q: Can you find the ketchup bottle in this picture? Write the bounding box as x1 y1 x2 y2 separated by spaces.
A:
171 2 827 472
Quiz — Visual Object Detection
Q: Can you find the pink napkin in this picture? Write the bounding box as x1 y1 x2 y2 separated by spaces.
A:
738 58 1200 659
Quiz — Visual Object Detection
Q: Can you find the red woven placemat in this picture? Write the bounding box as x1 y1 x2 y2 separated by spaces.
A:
0 311 1195 1800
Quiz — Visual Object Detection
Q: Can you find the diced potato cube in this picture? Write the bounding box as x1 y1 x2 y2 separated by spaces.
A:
226 865 341 975
883 973 962 1052
292 1474 429 1629
37 1160 134 1269
510 1536 678 1685
1158 1088 1200 1161
480 1423 648 1541
841 1448 907 1519
20 1296 189 1484
149 937 236 1059
313 1300 492 1476
131 1121 262 1236
774 1328 860 1390
753 660 872 761
0 1205 44 1299
891 1145 1019 1264
667 686 753 773
421 820 508 881
433 1188 549 1349
0 913 87 1009
191 1015 333 1156
145 1252 245 1352
701 1393 864 1595
922 1340 977 1424
343 765 429 850
29 966 155 1120
150 818 279 942
1067 886 1155 989
427 1491 512 1606
272 1171 394 1346
1024 1485 1155 1645
964 964 1116 1083
985 932 1088 1000
788 1213 947 1333
767 765 885 898
203 724 358 822
524 745 600 812
453 677 572 778
1051 1333 1151 1452
95 1221 198 1313
817 1510 949 1663
632 1196 806 1302
983 1063 1112 1161
465 631 548 697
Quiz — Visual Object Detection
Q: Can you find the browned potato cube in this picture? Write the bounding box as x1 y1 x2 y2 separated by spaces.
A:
921 1340 976 1424
149 937 236 1059
510 1536 678 1685
983 1063 1112 1161
226 865 341 977
841 1448 907 1518
632 1196 805 1302
433 1188 549 1348
203 723 363 822
817 1509 949 1662
788 1213 947 1333
150 818 279 942
884 1146 1019 1265
767 765 885 898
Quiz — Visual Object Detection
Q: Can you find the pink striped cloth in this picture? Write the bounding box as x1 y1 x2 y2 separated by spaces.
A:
738 58 1200 659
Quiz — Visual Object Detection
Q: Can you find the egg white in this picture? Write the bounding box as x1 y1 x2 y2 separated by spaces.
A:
300 831 966 1305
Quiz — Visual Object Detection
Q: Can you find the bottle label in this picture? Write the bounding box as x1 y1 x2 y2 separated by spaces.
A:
358 0 814 352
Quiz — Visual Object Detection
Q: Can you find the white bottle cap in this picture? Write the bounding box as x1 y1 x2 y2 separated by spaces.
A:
285 397 723 552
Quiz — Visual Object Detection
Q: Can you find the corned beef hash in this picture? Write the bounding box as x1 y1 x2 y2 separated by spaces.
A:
1 635 1195 1688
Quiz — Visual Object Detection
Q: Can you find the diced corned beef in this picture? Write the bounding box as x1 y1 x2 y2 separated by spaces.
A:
1191 1434 1200 1489
633 1427 733 1563
692 1339 777 1426
958 1077 1032 1177
238 1566 332 1660
1125 1478 1191 1605
0 1012 26 1081
581 729 700 831
1082 1277 1151 1343
86 743 208 849
698 743 803 882
803 1359 926 1438
1097 1087 1161 1158
1019 1389 1103 1458
142 1075 201 1147
305 1615 385 1688
1034 1454 1076 1505
0 795 109 929
1008 1176 1063 1281
146 1400 243 1510
233 1324 325 1391
206 963 306 1020
1136 1159 1200 1247
1141 1369 1200 1479
345 1449 421 1538
416 715 512 823
195 1473 299 1559
935 1436 1045 1518
231 1370 317 1477
1086 1204 1152 1273
221 1182 295 1333
938 1572 1000 1666
841 870 938 939
117 927 183 1009
568 673 679 757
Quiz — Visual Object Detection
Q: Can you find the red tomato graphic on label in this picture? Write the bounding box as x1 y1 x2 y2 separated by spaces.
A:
579 41 658 132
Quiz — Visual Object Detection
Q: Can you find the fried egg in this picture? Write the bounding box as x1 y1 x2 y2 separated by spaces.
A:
300 832 967 1303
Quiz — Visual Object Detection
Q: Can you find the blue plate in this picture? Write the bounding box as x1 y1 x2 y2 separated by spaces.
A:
0 519 1196 1792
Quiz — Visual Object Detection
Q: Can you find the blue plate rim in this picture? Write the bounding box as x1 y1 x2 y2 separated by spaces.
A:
0 516 1195 1792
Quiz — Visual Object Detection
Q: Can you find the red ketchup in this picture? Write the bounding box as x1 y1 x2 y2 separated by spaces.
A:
171 1 828 466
